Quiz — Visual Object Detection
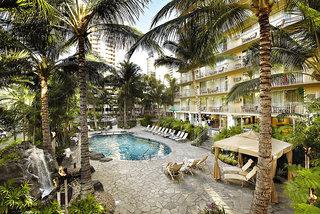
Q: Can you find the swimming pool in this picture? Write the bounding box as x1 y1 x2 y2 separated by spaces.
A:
89 134 171 160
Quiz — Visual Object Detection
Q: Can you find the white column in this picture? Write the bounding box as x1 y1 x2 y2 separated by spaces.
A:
227 114 235 128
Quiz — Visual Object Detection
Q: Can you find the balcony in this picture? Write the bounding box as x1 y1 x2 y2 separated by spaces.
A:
181 106 190 111
180 75 193 84
200 86 229 95
272 73 304 87
240 103 304 114
180 89 195 98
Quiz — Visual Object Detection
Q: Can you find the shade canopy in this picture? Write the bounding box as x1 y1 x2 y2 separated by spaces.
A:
214 131 292 160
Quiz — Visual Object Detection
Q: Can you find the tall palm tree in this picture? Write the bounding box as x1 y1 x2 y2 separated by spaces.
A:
56 0 154 196
0 8 67 155
108 61 143 127
249 1 275 213
129 0 278 212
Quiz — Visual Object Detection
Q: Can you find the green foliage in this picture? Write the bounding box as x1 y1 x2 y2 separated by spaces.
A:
272 125 293 141
218 153 238 166
0 140 23 166
68 194 106 214
0 180 62 214
118 119 137 129
198 202 226 214
139 115 155 127
213 126 243 142
285 166 320 213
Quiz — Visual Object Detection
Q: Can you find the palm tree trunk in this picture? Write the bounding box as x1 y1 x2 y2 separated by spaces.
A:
78 35 93 197
250 10 273 214
40 75 53 154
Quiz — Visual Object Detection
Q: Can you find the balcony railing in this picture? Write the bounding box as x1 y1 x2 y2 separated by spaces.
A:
180 89 195 97
272 73 304 87
241 103 305 114
200 86 229 95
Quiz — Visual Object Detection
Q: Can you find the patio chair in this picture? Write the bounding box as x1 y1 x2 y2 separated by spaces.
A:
148 125 156 132
175 132 189 142
182 159 200 175
154 127 164 134
224 166 258 187
196 155 209 170
161 128 171 136
143 125 150 131
165 162 184 180
169 131 181 139
172 132 185 140
222 159 254 175
152 126 160 134
164 129 175 138
160 128 169 136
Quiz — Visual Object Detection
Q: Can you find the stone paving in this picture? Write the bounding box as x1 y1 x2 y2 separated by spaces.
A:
91 127 293 214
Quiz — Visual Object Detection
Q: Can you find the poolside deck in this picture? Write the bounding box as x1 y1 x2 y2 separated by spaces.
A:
91 126 293 214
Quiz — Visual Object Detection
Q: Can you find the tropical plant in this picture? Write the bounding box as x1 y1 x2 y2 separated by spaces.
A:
68 194 106 214
213 126 243 142
108 61 144 128
56 0 156 196
198 202 226 214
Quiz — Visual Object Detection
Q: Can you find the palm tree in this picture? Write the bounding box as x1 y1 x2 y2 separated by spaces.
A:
249 1 275 212
129 0 277 212
108 61 143 128
56 0 154 196
0 9 67 155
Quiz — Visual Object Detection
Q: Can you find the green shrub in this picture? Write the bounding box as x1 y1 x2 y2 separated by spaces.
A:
0 180 62 214
118 119 137 129
213 126 243 141
140 115 154 127
68 194 106 214
218 153 238 166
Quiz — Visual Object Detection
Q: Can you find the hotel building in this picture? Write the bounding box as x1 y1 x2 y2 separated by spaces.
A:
173 0 320 128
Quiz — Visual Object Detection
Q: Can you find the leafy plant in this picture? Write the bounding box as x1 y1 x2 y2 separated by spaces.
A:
285 166 320 213
68 194 106 214
218 153 238 166
213 126 243 142
139 115 155 127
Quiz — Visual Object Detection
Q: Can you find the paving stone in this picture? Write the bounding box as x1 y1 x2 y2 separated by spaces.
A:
91 127 293 214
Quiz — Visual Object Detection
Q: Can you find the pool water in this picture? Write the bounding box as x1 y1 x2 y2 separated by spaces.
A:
89 134 171 160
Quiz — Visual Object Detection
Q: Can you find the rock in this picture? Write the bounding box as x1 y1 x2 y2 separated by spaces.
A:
93 180 104 192
99 157 113 162
90 151 105 160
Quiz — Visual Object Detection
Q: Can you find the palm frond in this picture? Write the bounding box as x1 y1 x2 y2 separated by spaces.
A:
227 73 297 102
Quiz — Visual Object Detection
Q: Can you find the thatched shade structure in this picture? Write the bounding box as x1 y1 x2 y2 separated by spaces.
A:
213 131 293 203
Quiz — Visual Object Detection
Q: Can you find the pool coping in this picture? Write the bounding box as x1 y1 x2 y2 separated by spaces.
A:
89 131 173 162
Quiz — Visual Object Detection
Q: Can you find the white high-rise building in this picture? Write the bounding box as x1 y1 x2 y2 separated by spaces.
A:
88 31 116 66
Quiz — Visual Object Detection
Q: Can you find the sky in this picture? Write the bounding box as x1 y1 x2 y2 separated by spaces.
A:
116 0 172 75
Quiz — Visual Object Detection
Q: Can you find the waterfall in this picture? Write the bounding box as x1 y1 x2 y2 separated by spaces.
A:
26 147 53 198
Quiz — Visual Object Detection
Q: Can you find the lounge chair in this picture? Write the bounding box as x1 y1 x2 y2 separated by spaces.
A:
196 155 209 170
143 125 151 131
152 126 160 134
224 166 258 187
165 162 184 180
222 159 254 175
88 125 94 131
172 132 185 140
164 129 175 138
161 128 171 136
175 132 188 142
160 128 169 136
148 125 156 132
169 131 181 139
154 127 164 134
182 159 200 175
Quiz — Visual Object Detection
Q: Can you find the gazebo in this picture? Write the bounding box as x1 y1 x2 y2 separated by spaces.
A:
213 131 293 203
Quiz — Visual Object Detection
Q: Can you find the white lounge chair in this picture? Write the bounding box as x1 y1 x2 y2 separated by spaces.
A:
148 125 156 132
143 125 151 131
222 159 254 175
164 129 175 138
152 126 160 133
224 166 258 187
161 129 171 136
160 128 169 136
172 131 185 140
169 131 181 139
154 127 164 134
175 132 188 142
